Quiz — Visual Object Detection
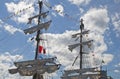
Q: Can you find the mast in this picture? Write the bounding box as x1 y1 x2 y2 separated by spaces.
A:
80 19 84 69
8 1 61 79
79 19 84 78
61 19 95 79
61 18 114 79
33 1 44 79
35 1 42 60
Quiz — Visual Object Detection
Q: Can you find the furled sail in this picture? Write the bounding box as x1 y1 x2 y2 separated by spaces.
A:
68 40 93 51
63 68 96 75
61 74 100 79
61 75 87 79
9 64 61 76
62 68 100 79
14 57 56 67
24 20 52 34
68 43 80 52
28 11 49 24
72 30 90 38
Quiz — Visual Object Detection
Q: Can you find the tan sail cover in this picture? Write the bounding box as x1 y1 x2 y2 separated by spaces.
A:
14 57 56 67
61 74 100 79
24 20 52 34
63 68 96 76
82 40 93 45
61 68 104 79
72 30 90 38
28 11 49 24
68 43 80 52
20 64 60 76
8 68 18 74
68 40 93 51
9 64 61 76
61 75 87 79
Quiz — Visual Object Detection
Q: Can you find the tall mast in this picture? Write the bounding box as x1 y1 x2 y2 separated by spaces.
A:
80 19 84 69
35 1 42 60
79 19 84 79
61 18 95 79
9 1 61 79
34 1 44 79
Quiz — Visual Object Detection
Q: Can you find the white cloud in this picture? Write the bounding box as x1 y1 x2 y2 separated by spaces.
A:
112 13 120 37
82 8 110 34
5 1 35 23
53 5 64 16
25 8 112 69
102 54 114 65
0 20 4 26
68 0 91 6
0 19 23 34
4 25 23 34
0 52 25 79
80 7 113 67
114 70 120 73
115 63 120 67
38 29 113 69
79 8 84 13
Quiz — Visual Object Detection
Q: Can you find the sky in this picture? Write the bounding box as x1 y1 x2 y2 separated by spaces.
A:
0 0 120 79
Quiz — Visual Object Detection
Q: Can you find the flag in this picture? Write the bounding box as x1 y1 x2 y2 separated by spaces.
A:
43 48 46 54
38 46 43 53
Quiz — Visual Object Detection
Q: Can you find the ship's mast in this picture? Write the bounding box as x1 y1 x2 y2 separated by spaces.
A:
9 0 60 79
61 19 94 79
35 1 42 60
80 19 84 69
61 18 113 79
79 19 84 79
34 1 44 79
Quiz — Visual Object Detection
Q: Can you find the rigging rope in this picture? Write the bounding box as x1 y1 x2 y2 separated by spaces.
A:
42 0 80 23
0 3 37 25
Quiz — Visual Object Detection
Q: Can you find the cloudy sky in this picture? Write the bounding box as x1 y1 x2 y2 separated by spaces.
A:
0 0 120 79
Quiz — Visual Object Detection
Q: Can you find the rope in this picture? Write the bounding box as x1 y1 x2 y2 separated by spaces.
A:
0 3 37 25
43 0 80 23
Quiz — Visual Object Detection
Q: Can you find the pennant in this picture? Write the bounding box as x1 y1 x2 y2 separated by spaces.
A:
38 46 43 53
43 48 46 54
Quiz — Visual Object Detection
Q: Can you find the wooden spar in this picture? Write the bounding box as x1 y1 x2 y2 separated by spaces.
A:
24 20 52 34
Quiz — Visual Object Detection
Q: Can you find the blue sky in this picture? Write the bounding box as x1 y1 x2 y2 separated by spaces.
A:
0 0 120 79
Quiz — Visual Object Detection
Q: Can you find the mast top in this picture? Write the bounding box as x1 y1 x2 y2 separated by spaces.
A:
80 18 84 30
